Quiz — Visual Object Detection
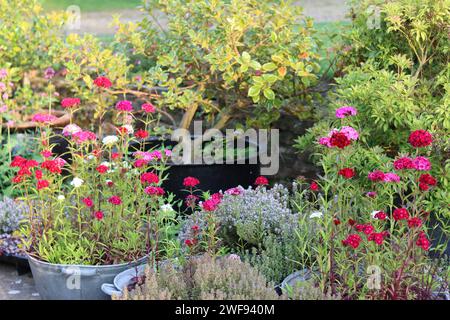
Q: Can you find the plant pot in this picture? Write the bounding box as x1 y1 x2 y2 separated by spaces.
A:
280 269 314 292
0 252 30 275
130 137 261 203
164 162 260 202
49 133 72 165
28 255 147 300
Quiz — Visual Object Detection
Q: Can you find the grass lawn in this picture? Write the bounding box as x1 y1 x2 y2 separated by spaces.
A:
40 0 141 11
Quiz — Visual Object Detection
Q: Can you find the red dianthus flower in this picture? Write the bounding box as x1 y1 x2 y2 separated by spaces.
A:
183 176 200 188
338 168 355 179
393 208 410 221
93 76 112 88
408 130 432 148
329 132 351 149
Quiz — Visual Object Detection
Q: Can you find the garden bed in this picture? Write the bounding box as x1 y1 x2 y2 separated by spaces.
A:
0 0 448 302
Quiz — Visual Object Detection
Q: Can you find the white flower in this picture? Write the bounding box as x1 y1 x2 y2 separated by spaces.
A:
160 204 174 213
102 135 119 146
371 211 381 219
57 195 65 201
101 161 111 167
70 177 84 188
122 161 131 169
309 211 323 219
62 124 82 136
122 124 134 134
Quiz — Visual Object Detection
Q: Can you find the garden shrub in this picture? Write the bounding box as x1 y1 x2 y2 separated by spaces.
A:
113 0 323 129
342 0 449 79
0 0 65 73
244 232 301 284
120 254 280 300
284 281 341 300
0 0 66 122
54 33 133 127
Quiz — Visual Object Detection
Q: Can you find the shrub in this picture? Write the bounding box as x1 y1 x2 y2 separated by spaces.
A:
0 0 65 73
342 0 449 79
113 0 322 129
296 0 449 232
120 254 280 300
284 281 341 300
0 0 66 122
54 33 132 126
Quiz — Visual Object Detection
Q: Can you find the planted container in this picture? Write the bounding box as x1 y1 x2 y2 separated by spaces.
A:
130 137 261 202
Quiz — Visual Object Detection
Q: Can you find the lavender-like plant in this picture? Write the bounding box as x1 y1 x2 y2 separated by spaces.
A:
0 197 26 234
180 184 298 249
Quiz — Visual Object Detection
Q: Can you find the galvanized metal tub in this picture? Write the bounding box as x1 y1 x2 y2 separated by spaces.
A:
28 255 147 300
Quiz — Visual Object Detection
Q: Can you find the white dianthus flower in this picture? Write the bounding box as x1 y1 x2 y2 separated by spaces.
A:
309 211 323 219
102 135 119 146
160 204 174 213
70 177 84 188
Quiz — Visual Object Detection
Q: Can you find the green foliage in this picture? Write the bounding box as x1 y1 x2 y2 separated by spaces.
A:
284 281 341 300
0 133 39 198
41 0 141 11
296 0 450 227
54 33 132 125
113 0 323 129
245 232 301 284
331 64 450 150
0 0 66 72
342 0 450 78
0 1 67 121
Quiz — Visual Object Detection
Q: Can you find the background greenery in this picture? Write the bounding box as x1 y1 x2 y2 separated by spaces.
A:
40 0 141 11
